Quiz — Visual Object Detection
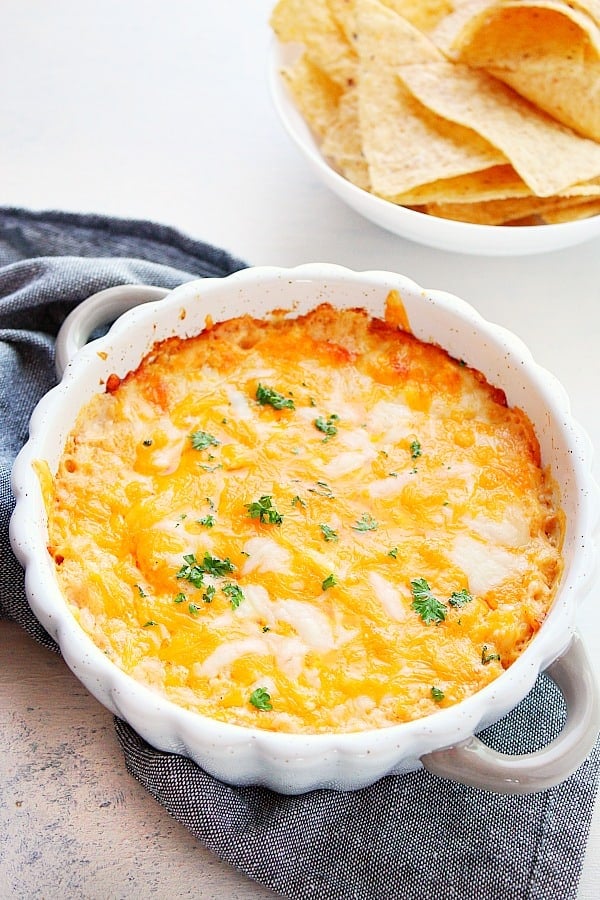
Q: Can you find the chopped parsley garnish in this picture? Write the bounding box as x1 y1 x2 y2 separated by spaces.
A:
197 514 216 528
245 494 283 525
136 584 147 597
262 625 270 633
388 547 399 559
202 586 216 604
176 551 235 587
431 686 445 702
314 413 339 441
256 383 295 410
410 578 447 624
291 495 306 508
190 430 220 451
143 620 157 627
309 480 335 498
176 554 206 589
188 603 201 616
410 439 422 459
249 687 273 711
353 513 378 532
223 582 245 609
320 523 339 542
199 552 235 577
448 588 473 608
173 592 186 604
482 645 501 665
322 573 338 591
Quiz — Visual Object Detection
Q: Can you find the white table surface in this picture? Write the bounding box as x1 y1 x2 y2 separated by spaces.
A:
1 1 599 897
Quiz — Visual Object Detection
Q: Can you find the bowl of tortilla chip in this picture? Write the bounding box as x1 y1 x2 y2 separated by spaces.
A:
269 0 600 256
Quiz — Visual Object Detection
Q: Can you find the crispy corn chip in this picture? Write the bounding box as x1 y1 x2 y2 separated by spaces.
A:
328 0 453 39
355 0 504 198
425 194 600 225
389 165 528 205
270 0 357 87
321 89 372 190
542 199 600 223
281 53 344 139
433 1 600 140
392 169 600 205
396 61 600 195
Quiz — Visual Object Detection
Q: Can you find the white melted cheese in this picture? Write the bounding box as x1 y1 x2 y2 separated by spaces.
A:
241 536 291 575
450 533 527 596
368 572 407 621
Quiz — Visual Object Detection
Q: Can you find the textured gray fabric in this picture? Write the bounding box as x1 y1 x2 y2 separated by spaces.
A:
1 207 598 900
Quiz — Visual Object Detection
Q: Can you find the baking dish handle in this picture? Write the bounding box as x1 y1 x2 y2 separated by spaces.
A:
421 634 600 793
55 284 170 377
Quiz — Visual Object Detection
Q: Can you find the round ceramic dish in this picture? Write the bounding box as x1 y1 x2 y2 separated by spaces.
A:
10 264 600 795
269 42 600 257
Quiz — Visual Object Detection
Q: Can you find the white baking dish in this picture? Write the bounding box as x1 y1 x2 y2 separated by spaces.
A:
10 264 600 794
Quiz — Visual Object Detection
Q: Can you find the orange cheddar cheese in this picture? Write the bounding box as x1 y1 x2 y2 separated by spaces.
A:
43 299 563 733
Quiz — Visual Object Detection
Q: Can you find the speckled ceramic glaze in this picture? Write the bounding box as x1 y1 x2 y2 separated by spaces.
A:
10 265 600 794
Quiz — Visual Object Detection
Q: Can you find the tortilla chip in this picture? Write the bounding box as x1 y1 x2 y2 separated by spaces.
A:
542 198 600 223
425 194 600 225
389 165 528 204
355 0 505 198
327 0 454 43
270 0 357 87
396 61 600 195
281 53 344 139
321 89 372 190
434 1 600 141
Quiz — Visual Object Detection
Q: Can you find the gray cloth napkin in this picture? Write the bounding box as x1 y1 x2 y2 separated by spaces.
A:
1 207 598 900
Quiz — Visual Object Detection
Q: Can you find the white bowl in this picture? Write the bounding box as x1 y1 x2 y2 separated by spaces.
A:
268 42 600 257
10 264 600 794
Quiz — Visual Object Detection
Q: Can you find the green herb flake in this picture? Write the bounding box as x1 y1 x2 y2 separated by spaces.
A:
143 620 157 628
199 552 235 577
262 625 270 633
410 439 422 459
223 582 245 610
249 687 273 711
448 588 473 608
320 523 339 542
388 547 398 559
256 383 295 410
314 413 339 441
176 554 205 589
431 686 445 702
136 584 147 597
173 592 186 604
322 573 338 591
202 586 216 604
245 494 283 525
190 430 220 451
410 578 447 624
142 439 153 447
482 645 501 665
176 551 235 587
352 513 378 532
291 495 306 508
309 481 335 499
188 603 201 616
198 514 216 528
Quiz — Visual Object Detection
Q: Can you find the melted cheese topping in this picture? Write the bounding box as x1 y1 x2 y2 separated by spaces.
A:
44 299 563 733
